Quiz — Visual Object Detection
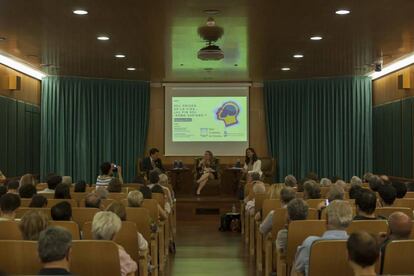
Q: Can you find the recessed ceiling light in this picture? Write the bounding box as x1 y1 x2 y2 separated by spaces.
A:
115 54 126 58
73 9 88 15
335 9 350 15
203 9 221 15
293 54 304 58
97 36 110 41
281 67 291 71
126 67 136 71
310 36 323 41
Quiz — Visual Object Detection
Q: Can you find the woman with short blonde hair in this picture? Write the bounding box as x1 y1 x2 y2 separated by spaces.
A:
19 210 48 240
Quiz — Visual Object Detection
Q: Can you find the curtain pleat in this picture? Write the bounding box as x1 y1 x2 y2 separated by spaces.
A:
40 76 150 183
264 76 372 181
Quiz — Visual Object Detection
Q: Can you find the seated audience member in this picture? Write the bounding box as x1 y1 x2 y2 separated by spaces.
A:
128 190 144 207
19 183 37 198
19 210 49 240
51 202 72 221
140 186 152 199
39 175 62 194
85 193 102 209
30 195 48 208
106 202 148 251
0 193 21 220
245 181 266 215
349 184 364 200
306 172 319 182
303 180 321 199
368 175 383 192
378 184 397 207
142 148 165 176
95 187 109 199
61 176 72 186
74 180 86 193
108 178 122 193
354 190 384 220
54 183 71 199
159 173 174 205
0 185 6 197
19 173 35 187
276 199 309 254
138 186 168 221
243 172 262 201
347 231 379 276
335 179 347 190
38 226 72 275
295 200 352 276
147 170 160 189
259 187 295 235
379 211 412 254
319 178 332 187
284 175 297 187
7 180 19 194
350 176 363 187
92 211 137 276
391 182 407 198
362 172 374 183
317 184 345 212
96 162 124 187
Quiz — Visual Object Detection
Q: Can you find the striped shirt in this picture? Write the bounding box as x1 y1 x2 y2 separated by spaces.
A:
96 175 112 187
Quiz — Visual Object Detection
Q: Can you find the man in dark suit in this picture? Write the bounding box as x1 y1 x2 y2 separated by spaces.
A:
142 148 165 176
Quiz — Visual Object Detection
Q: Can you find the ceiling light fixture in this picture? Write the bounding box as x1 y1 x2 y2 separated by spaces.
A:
127 67 136 71
115 54 126 58
293 54 304 58
310 36 323 41
97 36 110 41
73 9 88 15
369 53 414 80
281 67 291 71
335 9 350 15
0 54 46 80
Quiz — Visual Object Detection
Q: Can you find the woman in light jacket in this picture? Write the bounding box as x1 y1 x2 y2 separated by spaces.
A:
243 147 262 177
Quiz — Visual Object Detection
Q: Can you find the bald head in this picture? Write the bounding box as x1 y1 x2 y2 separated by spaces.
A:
388 212 412 239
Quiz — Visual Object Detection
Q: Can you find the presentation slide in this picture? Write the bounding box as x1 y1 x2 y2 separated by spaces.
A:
172 96 247 142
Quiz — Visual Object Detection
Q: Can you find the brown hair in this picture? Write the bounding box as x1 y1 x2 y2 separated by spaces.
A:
106 202 126 221
19 210 49 240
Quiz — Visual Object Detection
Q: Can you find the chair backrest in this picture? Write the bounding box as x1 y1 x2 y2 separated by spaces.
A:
382 240 414 275
308 240 353 276
271 208 287 240
255 193 269 213
320 187 330 198
394 198 414 209
142 199 159 222
20 198 32 207
411 221 414 239
15 207 51 219
107 193 127 201
49 220 80 239
126 207 152 241
70 240 121 276
307 208 318 219
286 220 326 265
376 207 413 219
152 192 165 207
38 192 55 199
296 192 304 198
0 220 22 240
404 192 414 198
346 220 388 235
306 199 325 209
262 199 281 217
72 207 99 230
78 198 114 209
0 240 40 274
47 198 78 208
70 192 87 202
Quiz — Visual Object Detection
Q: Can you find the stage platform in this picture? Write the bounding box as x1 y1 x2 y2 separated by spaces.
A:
175 195 240 222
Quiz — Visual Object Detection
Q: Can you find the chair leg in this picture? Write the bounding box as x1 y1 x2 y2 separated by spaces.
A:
245 211 250 244
249 214 255 255
139 251 148 276
240 202 245 235
150 236 158 276
255 222 263 271
264 235 272 276
158 224 165 271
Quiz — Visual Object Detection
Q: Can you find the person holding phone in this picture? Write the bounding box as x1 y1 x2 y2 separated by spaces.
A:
96 161 123 187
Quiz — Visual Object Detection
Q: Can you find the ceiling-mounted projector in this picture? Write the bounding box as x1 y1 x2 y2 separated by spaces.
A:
197 44 224 61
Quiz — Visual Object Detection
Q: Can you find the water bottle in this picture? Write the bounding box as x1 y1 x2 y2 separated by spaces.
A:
232 204 237 213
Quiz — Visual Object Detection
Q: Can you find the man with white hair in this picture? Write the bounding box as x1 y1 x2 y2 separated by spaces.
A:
284 175 297 187
245 181 266 215
351 176 362 186
320 178 332 187
294 200 352 276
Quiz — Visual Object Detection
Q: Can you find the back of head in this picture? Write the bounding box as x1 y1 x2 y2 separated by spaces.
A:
149 148 159 156
100 162 111 175
284 175 297 187
51 201 72 221
29 195 48 208
151 185 164 194
95 187 108 199
7 180 19 191
368 175 383 192
335 180 347 189
128 190 144 207
378 184 397 205
347 231 379 268
140 186 152 199
0 185 6 197
363 172 374 183
149 170 160 184
326 200 353 229
19 183 37 198
92 211 121 240
327 184 345 202
107 178 122 193
54 183 71 199
349 185 364 200
158 174 168 186
388 211 412 239
320 178 332 187
47 175 62 190
306 172 319 182
287 198 308 221
85 193 101 208
356 190 377 215
350 176 362 186
303 180 321 199
0 193 21 213
19 174 35 187
19 210 49 240
106 202 126 221
280 187 296 205
74 181 86 193
61 176 72 186
252 181 266 194
38 226 72 264
391 182 407 198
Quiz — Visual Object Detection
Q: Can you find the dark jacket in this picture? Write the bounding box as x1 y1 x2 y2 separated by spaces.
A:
142 156 165 174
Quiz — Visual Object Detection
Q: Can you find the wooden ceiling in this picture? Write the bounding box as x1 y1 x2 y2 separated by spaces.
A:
1 0 414 82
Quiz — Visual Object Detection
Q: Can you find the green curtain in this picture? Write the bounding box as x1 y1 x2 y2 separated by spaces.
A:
41 76 150 183
373 98 414 178
0 96 40 177
264 76 372 181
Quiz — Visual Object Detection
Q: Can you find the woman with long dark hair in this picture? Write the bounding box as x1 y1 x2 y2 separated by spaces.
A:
196 150 218 195
243 147 262 177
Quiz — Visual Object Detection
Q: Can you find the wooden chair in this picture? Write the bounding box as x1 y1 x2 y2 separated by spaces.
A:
296 192 304 198
306 199 325 209
307 208 318 219
49 220 80 239
70 240 122 276
262 199 281 218
320 187 330 198
404 192 414 198
0 220 22 240
47 198 78 208
20 198 32 207
382 240 414 275
38 192 54 199
376 207 413 219
152 192 165 208
15 207 51 219
78 198 114 209
0 240 40 274
264 208 287 276
107 193 127 201
346 220 388 236
71 207 99 230
394 198 414 209
70 192 87 202
308 240 353 276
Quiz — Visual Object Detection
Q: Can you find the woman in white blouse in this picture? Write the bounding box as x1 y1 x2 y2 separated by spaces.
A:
243 147 262 177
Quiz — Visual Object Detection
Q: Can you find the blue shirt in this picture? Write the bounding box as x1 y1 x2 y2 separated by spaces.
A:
294 230 349 276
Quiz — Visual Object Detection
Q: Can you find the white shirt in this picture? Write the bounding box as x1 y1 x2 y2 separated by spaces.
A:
244 160 262 176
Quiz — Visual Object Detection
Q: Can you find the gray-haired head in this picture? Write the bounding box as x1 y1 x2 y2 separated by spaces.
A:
363 172 374 182
38 226 72 263
326 200 353 229
280 187 296 205
327 184 345 202
320 178 332 187
351 176 362 186
92 211 122 241
303 180 321 199
284 175 297 187
287 199 309 221
252 181 266 194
